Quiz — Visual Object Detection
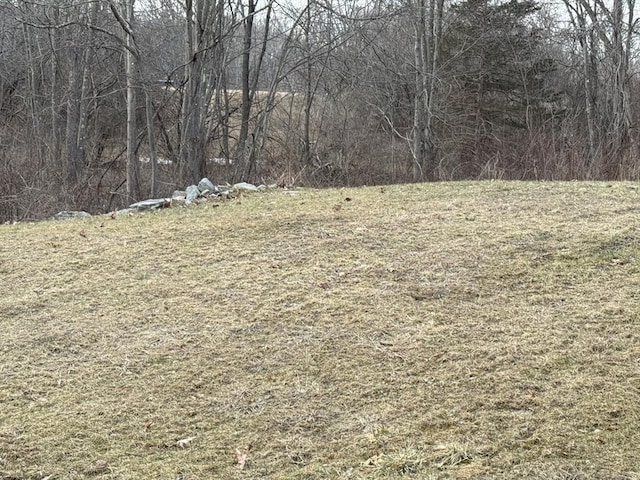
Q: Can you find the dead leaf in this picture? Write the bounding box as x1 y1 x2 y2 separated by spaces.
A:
79 231 87 238
235 444 252 469
176 436 196 448
235 449 247 469
333 204 342 211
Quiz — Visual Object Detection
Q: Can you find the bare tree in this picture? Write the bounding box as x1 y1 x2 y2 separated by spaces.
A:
563 0 637 175
235 0 274 181
410 0 443 181
108 0 141 201
178 0 227 185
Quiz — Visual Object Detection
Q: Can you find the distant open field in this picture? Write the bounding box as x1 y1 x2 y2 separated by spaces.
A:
1 181 640 479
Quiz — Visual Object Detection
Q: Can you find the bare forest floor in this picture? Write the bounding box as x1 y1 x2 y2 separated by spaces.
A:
1 181 640 479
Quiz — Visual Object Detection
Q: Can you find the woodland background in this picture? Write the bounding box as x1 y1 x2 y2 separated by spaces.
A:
0 0 638 220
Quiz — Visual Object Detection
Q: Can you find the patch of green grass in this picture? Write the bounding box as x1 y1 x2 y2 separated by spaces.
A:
1 181 640 478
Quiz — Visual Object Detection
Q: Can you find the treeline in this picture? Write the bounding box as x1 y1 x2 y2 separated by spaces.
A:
0 0 638 221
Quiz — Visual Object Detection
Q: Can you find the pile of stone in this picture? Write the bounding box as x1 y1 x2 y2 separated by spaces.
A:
179 178 266 204
53 178 271 220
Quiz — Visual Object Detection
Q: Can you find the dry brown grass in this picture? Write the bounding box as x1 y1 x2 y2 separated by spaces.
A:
1 181 640 479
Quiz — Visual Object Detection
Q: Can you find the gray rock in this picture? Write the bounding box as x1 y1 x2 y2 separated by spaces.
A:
53 211 92 220
233 182 259 192
172 190 187 200
198 178 217 193
185 185 200 203
128 198 170 211
111 208 136 217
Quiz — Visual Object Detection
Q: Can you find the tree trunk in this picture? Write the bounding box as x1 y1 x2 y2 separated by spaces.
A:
610 0 631 170
412 1 425 181
178 0 225 186
145 90 158 198
303 0 313 169
22 23 46 174
49 4 62 171
65 48 83 186
125 0 139 202
412 0 442 182
242 0 273 181
236 0 256 180
178 0 193 174
179 0 207 185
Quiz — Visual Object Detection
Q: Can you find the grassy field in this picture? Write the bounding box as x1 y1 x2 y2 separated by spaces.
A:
1 181 640 479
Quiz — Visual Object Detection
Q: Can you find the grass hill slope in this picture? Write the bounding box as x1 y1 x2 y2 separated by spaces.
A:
1 182 640 479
